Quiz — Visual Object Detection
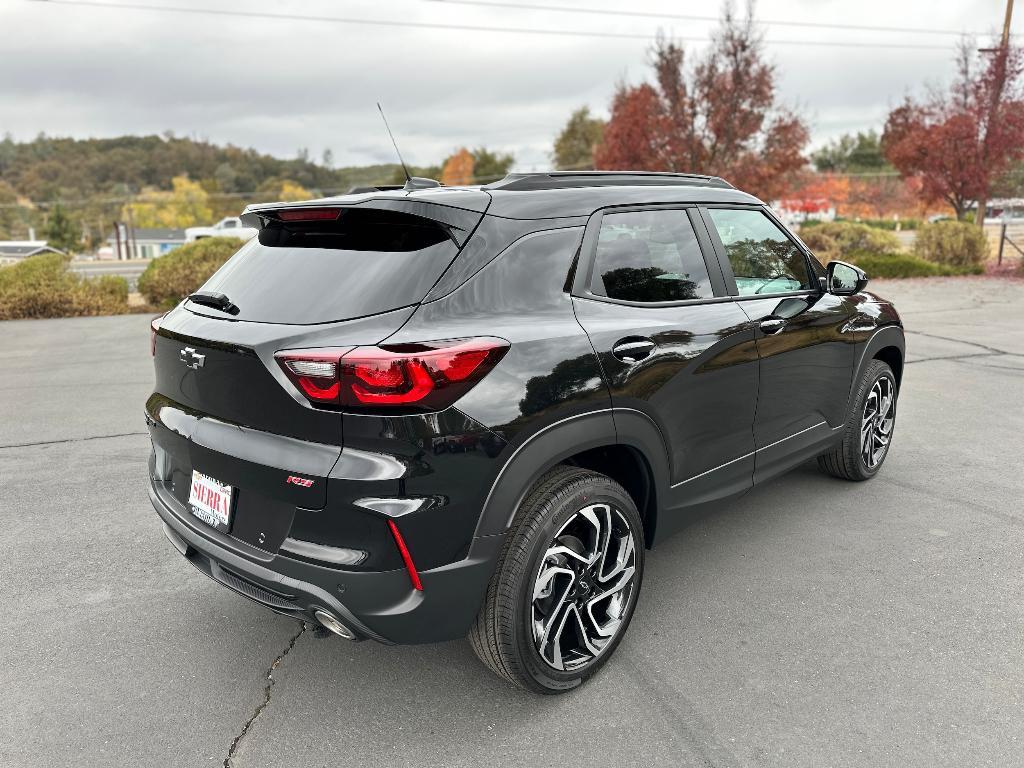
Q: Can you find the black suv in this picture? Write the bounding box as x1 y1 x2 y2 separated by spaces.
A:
147 171 904 693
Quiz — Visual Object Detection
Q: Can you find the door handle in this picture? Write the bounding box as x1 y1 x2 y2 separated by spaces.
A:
759 318 787 335
612 338 656 363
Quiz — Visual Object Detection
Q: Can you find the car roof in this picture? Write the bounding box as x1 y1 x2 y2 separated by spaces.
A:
242 172 763 222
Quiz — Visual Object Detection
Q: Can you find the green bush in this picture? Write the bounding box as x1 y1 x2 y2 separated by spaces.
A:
799 221 901 261
913 220 989 268
801 217 919 231
138 237 241 309
848 251 984 279
0 253 130 320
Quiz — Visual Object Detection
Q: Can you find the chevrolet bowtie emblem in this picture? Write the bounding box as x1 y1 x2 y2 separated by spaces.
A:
179 347 205 370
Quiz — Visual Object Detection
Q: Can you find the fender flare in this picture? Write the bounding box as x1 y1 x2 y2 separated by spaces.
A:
475 409 616 537
855 325 905 389
473 407 672 541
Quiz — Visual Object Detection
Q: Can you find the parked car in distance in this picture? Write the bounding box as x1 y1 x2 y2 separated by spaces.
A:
185 216 258 242
147 171 904 693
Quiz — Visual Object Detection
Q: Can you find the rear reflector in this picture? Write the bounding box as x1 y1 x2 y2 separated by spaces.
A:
387 519 423 591
275 338 509 413
275 208 343 222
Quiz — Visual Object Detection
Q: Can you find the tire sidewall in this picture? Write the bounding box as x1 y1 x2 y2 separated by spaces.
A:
855 363 897 478
509 478 644 693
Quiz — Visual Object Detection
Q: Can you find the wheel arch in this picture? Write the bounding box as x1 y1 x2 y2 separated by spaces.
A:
474 408 671 548
856 325 905 392
873 344 904 389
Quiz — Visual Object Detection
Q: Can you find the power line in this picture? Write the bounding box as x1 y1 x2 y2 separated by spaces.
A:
423 0 992 38
26 0 958 49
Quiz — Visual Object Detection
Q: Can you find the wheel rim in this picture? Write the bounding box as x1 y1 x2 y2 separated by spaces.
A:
861 375 896 470
530 503 638 672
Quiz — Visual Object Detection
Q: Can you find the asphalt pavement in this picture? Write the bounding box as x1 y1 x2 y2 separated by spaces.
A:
2 277 1022 767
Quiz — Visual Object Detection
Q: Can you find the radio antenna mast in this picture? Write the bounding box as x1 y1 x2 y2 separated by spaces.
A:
376 103 440 190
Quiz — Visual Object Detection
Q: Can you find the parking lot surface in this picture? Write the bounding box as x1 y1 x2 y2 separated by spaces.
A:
2 277 1022 767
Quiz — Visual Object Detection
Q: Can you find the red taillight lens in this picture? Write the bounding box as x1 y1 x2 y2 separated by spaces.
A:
275 338 508 412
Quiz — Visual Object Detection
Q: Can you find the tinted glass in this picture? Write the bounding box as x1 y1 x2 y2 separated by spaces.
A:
192 209 459 324
591 209 713 302
707 208 811 295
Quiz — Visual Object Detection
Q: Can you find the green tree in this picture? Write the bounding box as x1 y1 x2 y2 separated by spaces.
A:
470 147 515 183
126 175 213 228
553 107 606 170
45 203 81 253
812 131 889 173
0 179 26 240
255 177 312 201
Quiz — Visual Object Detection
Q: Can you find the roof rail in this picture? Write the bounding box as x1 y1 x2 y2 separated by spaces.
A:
483 171 734 192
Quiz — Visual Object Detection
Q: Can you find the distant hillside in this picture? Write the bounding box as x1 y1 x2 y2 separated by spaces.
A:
0 133 402 203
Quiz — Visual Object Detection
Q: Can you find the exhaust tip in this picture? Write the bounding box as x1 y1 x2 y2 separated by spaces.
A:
314 609 355 640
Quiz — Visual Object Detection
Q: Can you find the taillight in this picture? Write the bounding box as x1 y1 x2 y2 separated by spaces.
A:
150 313 165 356
275 338 508 412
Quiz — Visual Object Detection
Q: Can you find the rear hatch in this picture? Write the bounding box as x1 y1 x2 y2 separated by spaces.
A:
147 196 488 555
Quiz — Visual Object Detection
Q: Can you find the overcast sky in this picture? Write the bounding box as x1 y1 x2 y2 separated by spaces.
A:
2 0 1018 171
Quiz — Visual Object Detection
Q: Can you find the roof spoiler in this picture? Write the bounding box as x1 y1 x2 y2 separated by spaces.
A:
484 171 734 191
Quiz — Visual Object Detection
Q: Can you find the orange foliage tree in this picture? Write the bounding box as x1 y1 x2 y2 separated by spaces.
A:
441 148 475 186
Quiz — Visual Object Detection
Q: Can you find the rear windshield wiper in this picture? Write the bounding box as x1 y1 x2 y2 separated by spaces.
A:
187 291 240 316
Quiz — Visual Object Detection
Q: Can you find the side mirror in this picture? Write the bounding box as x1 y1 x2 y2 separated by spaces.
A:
826 261 868 296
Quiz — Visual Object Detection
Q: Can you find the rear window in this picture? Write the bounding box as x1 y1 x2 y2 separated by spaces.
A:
189 208 459 324
591 209 714 302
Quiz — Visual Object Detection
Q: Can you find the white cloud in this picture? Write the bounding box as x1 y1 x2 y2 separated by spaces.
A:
1 0 1013 169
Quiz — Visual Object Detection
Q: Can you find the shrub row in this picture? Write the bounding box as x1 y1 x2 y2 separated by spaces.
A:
798 219 989 279
0 254 130 320
801 217 921 231
799 222 902 263
137 237 241 309
847 252 983 279
912 220 989 268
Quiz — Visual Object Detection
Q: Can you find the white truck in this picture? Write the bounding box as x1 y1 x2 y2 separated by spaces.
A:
185 217 259 243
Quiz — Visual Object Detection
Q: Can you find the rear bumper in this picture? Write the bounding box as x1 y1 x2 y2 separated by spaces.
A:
150 481 506 644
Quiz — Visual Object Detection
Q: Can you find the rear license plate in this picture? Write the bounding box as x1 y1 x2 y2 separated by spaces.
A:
188 470 234 532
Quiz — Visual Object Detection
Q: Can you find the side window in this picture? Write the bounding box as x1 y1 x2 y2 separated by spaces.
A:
706 208 812 295
591 209 714 302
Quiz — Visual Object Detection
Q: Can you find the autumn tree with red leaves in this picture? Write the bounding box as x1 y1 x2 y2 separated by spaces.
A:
883 41 1024 223
594 7 808 200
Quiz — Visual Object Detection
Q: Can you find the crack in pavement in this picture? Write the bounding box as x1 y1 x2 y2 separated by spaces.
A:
903 328 1022 358
0 431 148 450
905 352 999 365
224 621 306 768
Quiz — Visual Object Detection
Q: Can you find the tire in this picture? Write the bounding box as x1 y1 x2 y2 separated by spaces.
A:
469 465 645 694
818 359 898 481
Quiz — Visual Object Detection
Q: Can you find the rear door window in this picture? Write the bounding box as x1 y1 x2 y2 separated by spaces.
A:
706 208 812 295
590 209 715 302
190 208 460 324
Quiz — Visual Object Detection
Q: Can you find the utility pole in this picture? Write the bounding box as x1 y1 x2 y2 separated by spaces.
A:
125 200 138 260
112 220 122 261
976 0 1015 230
